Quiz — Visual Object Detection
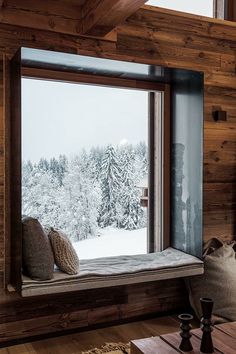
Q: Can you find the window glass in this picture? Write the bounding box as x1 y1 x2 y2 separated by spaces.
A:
146 0 213 17
22 79 149 259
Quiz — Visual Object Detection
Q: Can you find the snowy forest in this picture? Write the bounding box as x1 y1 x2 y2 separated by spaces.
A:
22 142 148 242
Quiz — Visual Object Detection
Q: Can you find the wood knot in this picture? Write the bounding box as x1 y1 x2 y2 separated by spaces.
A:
186 36 193 44
221 140 227 148
148 48 156 56
48 19 55 29
199 52 205 59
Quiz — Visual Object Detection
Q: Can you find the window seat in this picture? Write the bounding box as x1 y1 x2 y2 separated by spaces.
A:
21 247 203 297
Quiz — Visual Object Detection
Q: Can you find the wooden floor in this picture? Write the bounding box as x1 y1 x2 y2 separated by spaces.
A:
0 316 197 354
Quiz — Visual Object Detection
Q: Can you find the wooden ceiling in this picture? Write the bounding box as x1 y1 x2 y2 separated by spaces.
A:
79 0 149 36
0 0 148 38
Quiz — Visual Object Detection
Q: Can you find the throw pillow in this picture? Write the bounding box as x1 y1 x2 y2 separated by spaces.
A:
186 238 236 322
48 228 79 275
22 216 54 280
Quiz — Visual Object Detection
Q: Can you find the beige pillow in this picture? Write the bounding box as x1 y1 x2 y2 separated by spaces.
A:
22 216 54 280
186 239 236 323
48 228 79 275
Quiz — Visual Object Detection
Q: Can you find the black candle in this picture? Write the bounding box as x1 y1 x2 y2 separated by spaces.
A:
178 313 193 352
200 297 214 353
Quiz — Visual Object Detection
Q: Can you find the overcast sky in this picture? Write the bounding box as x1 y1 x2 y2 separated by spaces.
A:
147 0 213 17
22 79 148 162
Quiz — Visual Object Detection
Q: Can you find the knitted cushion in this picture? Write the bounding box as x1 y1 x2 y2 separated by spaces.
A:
22 216 54 280
48 228 79 275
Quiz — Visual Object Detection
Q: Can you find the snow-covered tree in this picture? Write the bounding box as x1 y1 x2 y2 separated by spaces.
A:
118 146 143 230
99 145 122 228
22 164 61 228
89 146 104 181
22 141 148 241
60 159 101 241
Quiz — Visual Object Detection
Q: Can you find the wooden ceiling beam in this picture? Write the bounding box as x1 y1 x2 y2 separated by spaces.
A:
79 0 148 37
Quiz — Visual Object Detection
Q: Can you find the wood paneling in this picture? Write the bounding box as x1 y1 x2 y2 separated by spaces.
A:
224 0 236 21
0 279 188 344
0 0 83 36
0 3 235 345
0 59 4 286
0 0 118 41
7 51 22 292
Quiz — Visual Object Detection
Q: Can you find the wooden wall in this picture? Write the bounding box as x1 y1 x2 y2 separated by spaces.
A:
0 66 4 289
0 4 236 344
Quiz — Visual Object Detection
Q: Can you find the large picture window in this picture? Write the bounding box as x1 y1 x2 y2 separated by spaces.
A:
22 79 153 259
6 47 203 294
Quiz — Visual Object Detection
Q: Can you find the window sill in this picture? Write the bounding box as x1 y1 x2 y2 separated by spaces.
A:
21 248 203 297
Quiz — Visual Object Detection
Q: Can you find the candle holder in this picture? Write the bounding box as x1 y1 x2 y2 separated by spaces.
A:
200 297 214 353
178 313 193 352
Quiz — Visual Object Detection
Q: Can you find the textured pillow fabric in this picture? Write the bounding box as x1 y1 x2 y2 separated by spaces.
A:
22 216 54 280
48 228 79 275
186 238 236 323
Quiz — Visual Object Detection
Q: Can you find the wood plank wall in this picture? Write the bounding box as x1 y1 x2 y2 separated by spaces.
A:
0 66 3 289
0 5 236 344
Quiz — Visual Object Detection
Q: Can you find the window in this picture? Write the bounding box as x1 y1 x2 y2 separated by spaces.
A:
22 76 167 260
146 0 214 17
6 48 204 293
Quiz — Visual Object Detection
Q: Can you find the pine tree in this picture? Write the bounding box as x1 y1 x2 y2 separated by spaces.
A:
38 158 49 172
119 146 142 230
99 145 122 228
61 159 101 241
22 163 61 228
58 155 68 186
89 146 104 181
134 142 148 182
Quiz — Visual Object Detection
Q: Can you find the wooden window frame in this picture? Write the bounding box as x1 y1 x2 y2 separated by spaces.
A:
213 0 236 20
6 65 171 291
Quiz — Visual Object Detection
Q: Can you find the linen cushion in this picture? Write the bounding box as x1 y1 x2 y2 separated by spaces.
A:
48 228 79 275
186 238 236 323
22 216 54 280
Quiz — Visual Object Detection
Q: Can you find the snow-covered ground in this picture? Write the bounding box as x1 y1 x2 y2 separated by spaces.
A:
73 227 147 259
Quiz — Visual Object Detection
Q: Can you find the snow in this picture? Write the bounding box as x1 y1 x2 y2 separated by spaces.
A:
73 227 147 259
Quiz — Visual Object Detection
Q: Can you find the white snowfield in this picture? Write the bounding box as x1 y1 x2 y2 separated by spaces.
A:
73 227 147 259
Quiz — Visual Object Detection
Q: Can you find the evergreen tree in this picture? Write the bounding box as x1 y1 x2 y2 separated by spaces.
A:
135 141 148 179
38 158 49 172
22 164 61 228
61 160 101 240
119 147 142 230
99 145 122 228
89 146 104 181
22 141 148 241
58 155 68 186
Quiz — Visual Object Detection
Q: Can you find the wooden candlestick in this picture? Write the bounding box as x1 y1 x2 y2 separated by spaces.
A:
200 297 214 353
178 313 193 352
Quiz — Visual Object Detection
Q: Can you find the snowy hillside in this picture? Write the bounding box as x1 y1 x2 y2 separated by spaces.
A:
73 227 147 259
